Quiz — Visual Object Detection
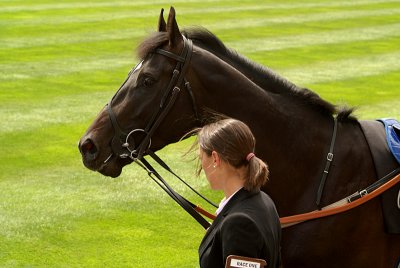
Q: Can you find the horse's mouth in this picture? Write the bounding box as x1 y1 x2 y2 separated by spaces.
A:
97 153 133 178
94 154 119 178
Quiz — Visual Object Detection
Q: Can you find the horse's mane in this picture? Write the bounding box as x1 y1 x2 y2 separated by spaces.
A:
137 28 355 121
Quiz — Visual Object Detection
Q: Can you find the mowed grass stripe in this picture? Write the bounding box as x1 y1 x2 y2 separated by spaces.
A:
0 0 210 12
1 0 398 13
3 8 400 49
0 91 110 134
0 66 127 104
2 4 400 30
0 55 133 80
248 36 400 69
0 166 158 236
356 98 400 119
229 23 400 53
1 27 147 49
280 52 400 85
309 70 400 106
210 8 400 31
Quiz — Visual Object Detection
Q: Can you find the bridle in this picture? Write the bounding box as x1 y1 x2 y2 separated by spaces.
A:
105 36 215 230
106 35 198 162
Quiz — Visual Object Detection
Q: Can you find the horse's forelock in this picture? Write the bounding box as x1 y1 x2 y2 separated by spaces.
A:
137 32 169 59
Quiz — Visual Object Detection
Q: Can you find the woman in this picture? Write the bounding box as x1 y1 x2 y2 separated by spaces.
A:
195 118 281 268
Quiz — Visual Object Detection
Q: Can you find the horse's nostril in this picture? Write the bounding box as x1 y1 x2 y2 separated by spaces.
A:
80 139 98 159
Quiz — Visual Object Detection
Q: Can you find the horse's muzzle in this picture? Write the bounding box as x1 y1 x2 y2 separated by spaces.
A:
79 138 98 161
78 136 101 171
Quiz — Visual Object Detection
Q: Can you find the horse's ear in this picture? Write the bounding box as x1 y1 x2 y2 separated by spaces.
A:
166 6 182 47
158 8 166 32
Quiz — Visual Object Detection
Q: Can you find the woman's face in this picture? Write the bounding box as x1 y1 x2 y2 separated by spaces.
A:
199 148 220 190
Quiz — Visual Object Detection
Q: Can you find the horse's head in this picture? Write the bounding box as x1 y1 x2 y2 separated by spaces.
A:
78 7 200 177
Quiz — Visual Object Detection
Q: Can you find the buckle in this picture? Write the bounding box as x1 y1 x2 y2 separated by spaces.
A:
327 153 334 161
359 189 368 197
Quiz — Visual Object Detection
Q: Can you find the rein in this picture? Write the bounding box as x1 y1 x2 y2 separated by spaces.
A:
135 153 216 230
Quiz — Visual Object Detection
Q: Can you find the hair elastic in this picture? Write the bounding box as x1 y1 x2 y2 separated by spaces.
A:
246 152 255 162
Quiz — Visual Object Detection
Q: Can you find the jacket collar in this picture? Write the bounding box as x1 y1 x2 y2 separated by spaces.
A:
219 188 258 216
198 188 259 258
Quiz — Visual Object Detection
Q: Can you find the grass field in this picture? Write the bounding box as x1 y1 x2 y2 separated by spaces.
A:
1 0 400 267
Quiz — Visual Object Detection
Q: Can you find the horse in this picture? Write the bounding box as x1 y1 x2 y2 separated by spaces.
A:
78 7 400 267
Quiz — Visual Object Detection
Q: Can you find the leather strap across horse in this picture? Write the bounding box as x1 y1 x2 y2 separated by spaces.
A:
280 168 400 228
192 167 400 228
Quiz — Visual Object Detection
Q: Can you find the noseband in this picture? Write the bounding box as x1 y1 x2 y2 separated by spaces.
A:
106 36 197 162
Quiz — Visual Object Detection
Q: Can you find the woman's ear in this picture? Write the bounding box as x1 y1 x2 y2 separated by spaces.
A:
211 151 220 167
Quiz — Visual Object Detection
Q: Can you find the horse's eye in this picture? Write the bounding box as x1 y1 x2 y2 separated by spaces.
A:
143 77 155 87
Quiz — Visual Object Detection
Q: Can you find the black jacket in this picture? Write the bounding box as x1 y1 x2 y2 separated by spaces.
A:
198 188 281 268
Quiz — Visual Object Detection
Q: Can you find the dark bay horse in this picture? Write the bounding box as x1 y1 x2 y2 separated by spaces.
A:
79 7 400 267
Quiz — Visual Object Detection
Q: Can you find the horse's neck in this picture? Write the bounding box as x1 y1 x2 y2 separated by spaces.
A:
192 48 334 211
216 49 298 95
193 48 332 144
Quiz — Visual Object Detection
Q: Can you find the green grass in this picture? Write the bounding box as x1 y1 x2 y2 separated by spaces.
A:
1 0 399 267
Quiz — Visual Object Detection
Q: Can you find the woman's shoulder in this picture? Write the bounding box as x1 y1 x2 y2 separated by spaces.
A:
228 190 280 226
224 211 254 222
239 190 277 210
221 212 261 234
222 189 279 220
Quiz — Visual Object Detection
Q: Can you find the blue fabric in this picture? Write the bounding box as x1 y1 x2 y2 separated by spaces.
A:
378 118 400 165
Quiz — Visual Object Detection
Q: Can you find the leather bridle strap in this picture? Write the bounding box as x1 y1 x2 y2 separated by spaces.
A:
135 37 194 159
108 102 127 139
136 157 212 230
156 49 186 62
106 36 197 161
316 117 338 209
148 150 218 208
